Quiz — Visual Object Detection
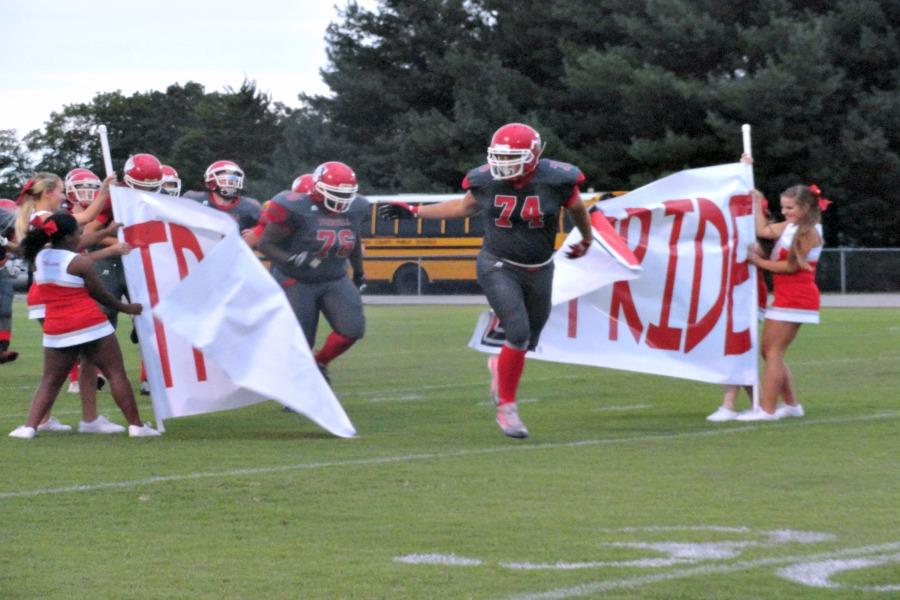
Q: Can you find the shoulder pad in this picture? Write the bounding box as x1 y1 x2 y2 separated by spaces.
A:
533 159 584 187
241 195 261 208
462 164 493 190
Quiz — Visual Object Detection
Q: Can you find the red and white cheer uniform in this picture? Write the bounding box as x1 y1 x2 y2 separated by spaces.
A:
33 248 113 347
25 209 53 320
766 223 823 324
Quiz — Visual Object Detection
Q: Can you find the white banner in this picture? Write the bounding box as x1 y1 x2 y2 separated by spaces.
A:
469 162 758 385
111 186 356 437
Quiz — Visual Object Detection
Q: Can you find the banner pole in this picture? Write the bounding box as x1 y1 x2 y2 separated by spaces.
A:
742 124 761 411
98 125 114 178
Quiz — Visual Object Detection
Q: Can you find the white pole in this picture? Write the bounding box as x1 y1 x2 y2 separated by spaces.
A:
741 123 752 158
98 125 114 178
741 124 761 411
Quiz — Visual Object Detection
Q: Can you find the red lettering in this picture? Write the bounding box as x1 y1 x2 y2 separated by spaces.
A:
567 298 578 338
123 221 211 387
725 194 753 355
170 224 208 382
123 222 173 387
684 199 729 352
494 195 515 228
646 200 692 350
520 196 544 228
608 208 652 342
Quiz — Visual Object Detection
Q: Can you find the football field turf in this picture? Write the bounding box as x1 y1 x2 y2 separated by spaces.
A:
2 298 898 599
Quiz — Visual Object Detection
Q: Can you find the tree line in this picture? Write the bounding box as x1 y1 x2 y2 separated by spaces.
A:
1 0 897 245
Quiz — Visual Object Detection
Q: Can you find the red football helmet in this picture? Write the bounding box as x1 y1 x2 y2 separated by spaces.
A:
291 173 314 194
123 153 163 192
64 168 102 207
487 123 544 180
205 160 244 199
161 165 181 196
311 162 357 213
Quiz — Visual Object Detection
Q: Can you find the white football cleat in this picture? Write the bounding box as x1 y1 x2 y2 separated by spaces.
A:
9 425 36 439
706 406 739 422
67 381 80 394
79 415 126 434
496 403 528 439
37 417 72 432
775 402 804 419
735 408 780 422
128 423 161 437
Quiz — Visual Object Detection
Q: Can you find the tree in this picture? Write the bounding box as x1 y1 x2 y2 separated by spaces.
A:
23 81 285 201
0 129 33 200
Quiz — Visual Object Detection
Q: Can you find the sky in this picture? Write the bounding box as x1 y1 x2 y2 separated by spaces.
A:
0 0 376 137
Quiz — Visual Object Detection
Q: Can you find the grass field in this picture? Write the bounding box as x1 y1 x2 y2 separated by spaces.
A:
2 297 899 599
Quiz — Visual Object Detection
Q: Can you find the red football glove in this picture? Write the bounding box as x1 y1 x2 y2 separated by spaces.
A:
565 238 591 259
378 201 419 220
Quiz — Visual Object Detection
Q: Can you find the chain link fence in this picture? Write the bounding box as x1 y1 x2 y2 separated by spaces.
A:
816 248 900 293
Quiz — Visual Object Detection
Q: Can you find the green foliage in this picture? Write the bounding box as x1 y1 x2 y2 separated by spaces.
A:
20 81 285 201
0 129 31 200
7 0 900 244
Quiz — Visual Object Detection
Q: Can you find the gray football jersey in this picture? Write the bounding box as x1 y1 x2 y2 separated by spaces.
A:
463 158 584 265
183 190 261 231
267 192 370 283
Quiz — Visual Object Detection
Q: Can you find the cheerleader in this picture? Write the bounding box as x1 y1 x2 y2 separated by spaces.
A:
738 184 829 420
8 212 159 439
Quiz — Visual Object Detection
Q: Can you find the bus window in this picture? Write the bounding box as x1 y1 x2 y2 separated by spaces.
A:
444 218 467 236
397 214 418 236
374 208 396 236
421 218 443 237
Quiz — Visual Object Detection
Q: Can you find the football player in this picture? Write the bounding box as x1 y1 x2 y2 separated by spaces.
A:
380 123 594 438
258 162 368 383
183 160 261 246
160 165 182 196
0 198 18 364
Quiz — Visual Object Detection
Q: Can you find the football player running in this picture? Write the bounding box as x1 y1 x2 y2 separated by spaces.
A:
160 165 182 196
258 162 368 383
183 160 261 246
0 199 18 364
380 123 594 439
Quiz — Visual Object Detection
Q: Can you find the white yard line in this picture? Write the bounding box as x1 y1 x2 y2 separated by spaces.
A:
1 411 897 500
503 542 900 600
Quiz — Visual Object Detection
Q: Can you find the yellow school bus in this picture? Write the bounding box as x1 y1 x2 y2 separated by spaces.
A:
362 192 626 294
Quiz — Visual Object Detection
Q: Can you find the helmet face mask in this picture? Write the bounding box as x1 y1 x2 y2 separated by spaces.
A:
64 168 102 207
487 123 544 180
312 162 357 213
161 165 181 196
205 161 244 200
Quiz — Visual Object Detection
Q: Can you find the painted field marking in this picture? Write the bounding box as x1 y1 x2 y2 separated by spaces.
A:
398 527 837 572
504 542 900 600
777 552 900 592
1 411 898 500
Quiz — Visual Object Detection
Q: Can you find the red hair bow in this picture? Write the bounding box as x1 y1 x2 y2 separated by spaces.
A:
40 220 58 236
808 184 832 212
15 179 35 206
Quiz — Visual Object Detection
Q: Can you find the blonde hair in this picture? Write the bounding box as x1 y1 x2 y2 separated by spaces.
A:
14 173 62 242
781 185 821 268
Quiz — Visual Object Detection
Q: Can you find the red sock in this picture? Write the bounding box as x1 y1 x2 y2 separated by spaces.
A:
68 362 79 383
314 332 355 366
497 345 527 406
140 362 147 382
